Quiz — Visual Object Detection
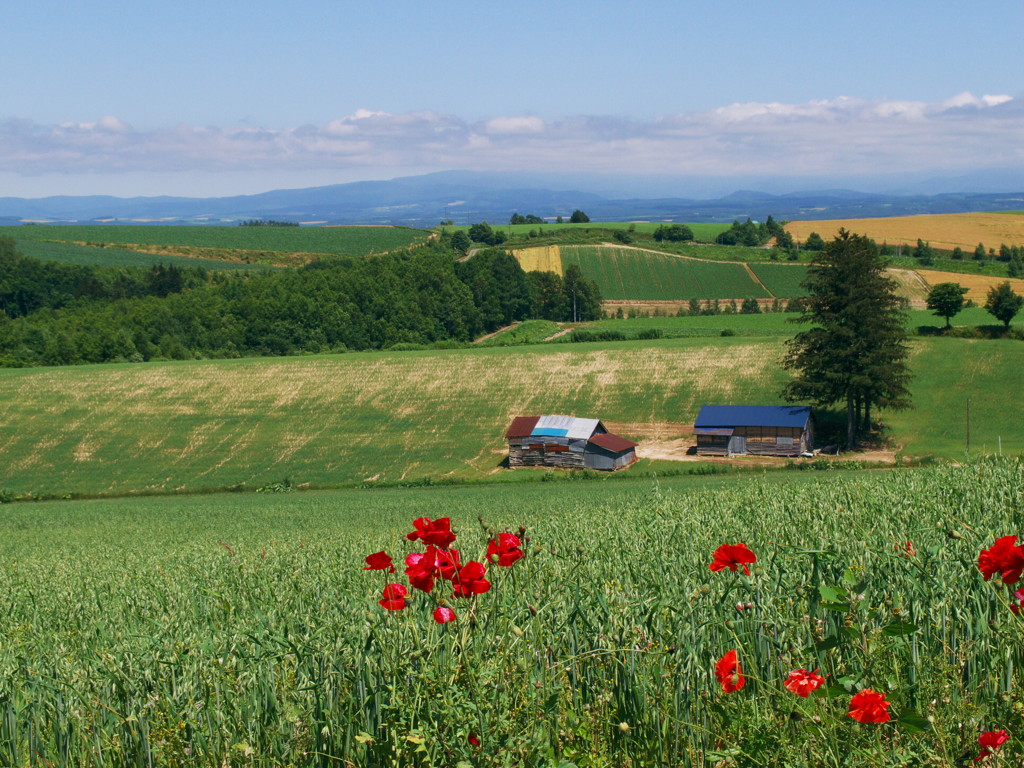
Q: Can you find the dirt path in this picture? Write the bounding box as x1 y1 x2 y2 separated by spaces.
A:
742 262 775 297
543 326 576 341
473 322 518 344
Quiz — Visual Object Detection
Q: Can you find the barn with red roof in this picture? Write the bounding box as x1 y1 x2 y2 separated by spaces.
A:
505 415 638 471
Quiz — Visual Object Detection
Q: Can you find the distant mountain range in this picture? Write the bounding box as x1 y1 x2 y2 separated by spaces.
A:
1 171 1023 227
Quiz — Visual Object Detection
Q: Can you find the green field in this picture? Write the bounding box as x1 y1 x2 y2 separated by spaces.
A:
451 221 732 241
0 462 1020 766
2 334 1022 499
749 263 810 297
0 224 430 265
562 246 769 300
12 238 268 271
585 308 1001 337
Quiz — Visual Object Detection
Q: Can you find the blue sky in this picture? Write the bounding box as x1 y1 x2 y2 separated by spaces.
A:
2 0 1022 197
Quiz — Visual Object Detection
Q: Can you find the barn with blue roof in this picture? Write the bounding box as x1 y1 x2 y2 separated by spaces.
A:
694 405 814 457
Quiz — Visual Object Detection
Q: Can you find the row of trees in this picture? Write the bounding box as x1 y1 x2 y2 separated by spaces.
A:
0 237 205 318
0 241 603 367
927 281 1024 329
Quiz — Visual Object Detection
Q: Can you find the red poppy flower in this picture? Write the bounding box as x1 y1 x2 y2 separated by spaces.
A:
709 543 757 576
715 650 745 693
847 689 891 723
487 533 524 567
363 551 396 573
378 583 408 611
1011 588 1024 615
784 668 825 698
406 517 457 549
978 536 1024 585
974 729 1010 763
467 734 480 747
433 605 456 624
452 560 491 597
405 546 458 593
894 540 916 558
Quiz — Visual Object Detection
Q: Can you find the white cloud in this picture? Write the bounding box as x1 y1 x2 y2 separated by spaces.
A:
483 116 545 134
1 93 1019 184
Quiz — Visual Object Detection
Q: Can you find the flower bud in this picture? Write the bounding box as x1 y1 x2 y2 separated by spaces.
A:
618 722 631 733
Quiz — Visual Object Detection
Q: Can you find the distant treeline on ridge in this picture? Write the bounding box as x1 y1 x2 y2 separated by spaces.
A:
0 237 600 367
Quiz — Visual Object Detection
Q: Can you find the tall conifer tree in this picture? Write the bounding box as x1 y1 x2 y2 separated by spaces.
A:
782 229 912 448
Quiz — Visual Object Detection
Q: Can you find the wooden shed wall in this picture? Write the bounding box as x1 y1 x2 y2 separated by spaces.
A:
696 425 811 457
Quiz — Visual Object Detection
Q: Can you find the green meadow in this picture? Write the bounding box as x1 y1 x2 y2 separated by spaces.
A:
0 461 1020 766
453 221 732 241
0 224 429 264
12 238 268 270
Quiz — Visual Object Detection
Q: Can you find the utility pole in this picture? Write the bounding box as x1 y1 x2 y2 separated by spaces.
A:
966 397 971 454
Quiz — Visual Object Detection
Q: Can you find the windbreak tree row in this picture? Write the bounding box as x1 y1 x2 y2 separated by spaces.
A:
0 243 601 367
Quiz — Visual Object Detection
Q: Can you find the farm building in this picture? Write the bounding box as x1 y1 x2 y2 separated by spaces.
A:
505 415 638 471
694 405 814 457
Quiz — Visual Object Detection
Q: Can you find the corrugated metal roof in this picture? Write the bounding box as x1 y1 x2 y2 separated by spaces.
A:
505 416 540 439
587 432 637 453
505 415 603 441
534 415 601 440
694 405 812 429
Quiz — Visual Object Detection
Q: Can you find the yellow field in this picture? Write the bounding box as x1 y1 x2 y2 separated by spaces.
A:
785 212 1024 251
916 270 1024 301
510 245 562 275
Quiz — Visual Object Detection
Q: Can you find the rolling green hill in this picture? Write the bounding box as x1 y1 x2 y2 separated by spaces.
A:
1 334 1020 499
0 225 430 267
561 245 770 300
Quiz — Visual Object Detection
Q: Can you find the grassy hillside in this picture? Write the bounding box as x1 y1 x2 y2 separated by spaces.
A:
455 221 732 241
561 245 770 300
0 225 429 267
2 333 1021 498
13 238 268 271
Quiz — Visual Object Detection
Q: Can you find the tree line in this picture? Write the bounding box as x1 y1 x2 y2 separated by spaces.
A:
0 240 600 367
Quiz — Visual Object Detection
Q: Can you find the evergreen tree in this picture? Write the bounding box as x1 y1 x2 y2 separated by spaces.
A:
782 230 912 448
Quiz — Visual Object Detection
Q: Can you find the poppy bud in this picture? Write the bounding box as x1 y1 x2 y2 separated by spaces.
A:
529 604 538 616
511 625 524 637
736 602 744 612
618 722 631 733
947 529 964 540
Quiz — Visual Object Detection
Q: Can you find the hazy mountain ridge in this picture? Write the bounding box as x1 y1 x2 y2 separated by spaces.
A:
1 171 1022 227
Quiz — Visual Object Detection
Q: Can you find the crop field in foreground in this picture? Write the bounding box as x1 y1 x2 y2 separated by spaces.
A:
784 212 1024 252
0 225 429 267
1 334 1022 498
0 461 1020 766
561 246 770 300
